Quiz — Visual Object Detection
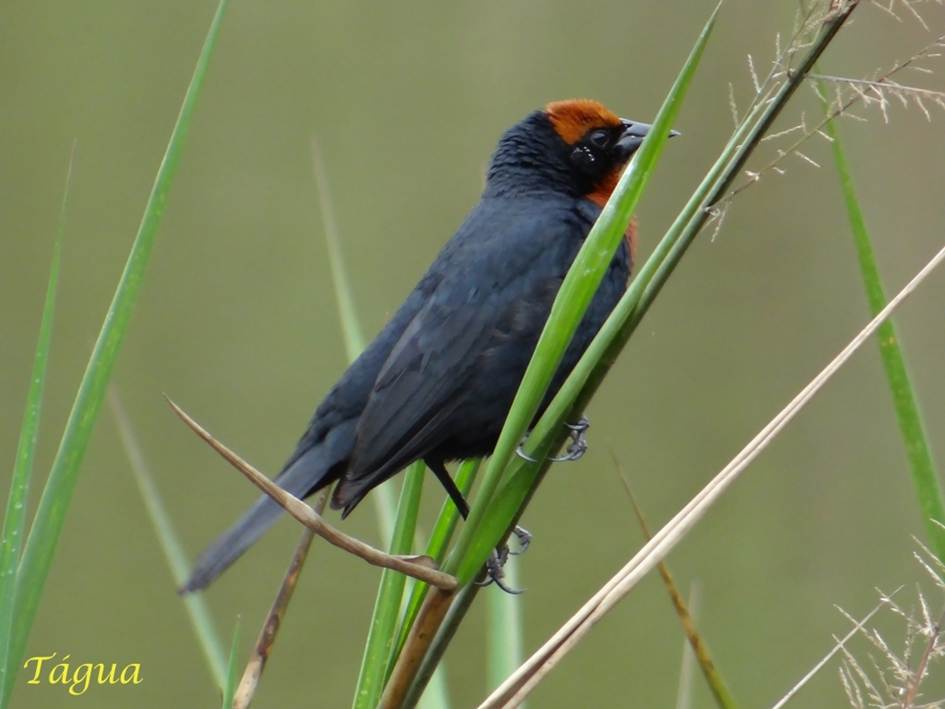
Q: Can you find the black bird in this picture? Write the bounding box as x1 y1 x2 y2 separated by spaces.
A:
183 99 659 592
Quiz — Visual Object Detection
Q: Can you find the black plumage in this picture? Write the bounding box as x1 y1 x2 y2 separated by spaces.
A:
183 100 648 592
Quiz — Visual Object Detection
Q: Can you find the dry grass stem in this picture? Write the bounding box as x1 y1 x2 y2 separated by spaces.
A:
838 592 945 706
675 583 699 709
617 464 736 708
480 241 945 708
870 0 944 30
232 492 325 709
380 588 456 709
401 583 481 708
833 537 945 706
166 398 457 591
772 596 893 708
716 27 945 210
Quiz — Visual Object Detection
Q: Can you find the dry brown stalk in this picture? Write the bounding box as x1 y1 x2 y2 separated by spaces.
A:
771 595 892 708
232 492 325 709
167 398 457 591
617 466 735 708
379 588 456 708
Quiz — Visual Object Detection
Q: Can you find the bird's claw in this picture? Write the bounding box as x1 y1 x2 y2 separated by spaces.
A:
549 416 590 462
514 416 590 464
508 524 532 555
476 525 532 590
515 443 538 463
475 546 523 594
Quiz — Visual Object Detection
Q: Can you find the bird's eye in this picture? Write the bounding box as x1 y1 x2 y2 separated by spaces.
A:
588 129 610 149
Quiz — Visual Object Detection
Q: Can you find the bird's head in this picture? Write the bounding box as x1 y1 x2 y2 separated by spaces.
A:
485 98 675 206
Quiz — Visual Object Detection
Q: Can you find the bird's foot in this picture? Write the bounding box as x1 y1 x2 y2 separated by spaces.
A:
549 416 590 462
508 524 532 555
475 546 523 594
514 416 590 464
515 441 538 463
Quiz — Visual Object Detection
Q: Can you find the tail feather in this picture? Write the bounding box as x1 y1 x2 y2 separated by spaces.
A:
181 423 354 592
181 491 293 593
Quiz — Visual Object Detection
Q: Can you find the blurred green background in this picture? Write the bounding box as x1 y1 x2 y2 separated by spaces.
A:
3 1 944 706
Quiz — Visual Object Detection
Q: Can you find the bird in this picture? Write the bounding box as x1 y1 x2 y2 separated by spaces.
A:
182 99 666 592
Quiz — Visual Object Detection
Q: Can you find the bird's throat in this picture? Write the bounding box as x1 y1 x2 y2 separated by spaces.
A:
587 171 638 268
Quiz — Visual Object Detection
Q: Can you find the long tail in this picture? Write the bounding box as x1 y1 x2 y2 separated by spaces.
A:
181 423 353 592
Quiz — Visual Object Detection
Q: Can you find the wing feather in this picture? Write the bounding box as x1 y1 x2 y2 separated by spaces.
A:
337 198 584 508
348 296 495 479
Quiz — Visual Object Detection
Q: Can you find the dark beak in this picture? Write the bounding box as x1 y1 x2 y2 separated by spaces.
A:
616 118 681 154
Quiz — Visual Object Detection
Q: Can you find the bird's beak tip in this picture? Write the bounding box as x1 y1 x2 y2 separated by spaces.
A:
619 119 681 140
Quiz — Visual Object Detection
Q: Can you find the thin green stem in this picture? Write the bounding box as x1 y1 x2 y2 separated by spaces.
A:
311 139 367 360
222 618 242 709
819 79 945 560
353 462 425 709
391 459 480 669
311 141 398 545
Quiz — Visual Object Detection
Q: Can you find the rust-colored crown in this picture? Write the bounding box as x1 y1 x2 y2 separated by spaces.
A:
545 99 621 145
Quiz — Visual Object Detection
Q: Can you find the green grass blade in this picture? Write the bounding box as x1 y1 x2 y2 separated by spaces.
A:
387 461 481 709
372 485 399 548
0 145 74 703
819 85 945 560
109 390 227 689
310 141 399 545
221 617 241 709
390 458 480 667
447 3 719 585
2 2 229 703
353 462 425 709
311 139 367 360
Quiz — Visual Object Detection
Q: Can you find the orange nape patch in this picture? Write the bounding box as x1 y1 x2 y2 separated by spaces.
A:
545 99 622 145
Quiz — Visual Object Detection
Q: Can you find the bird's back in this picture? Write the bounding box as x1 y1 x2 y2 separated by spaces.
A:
334 195 629 511
183 98 646 590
